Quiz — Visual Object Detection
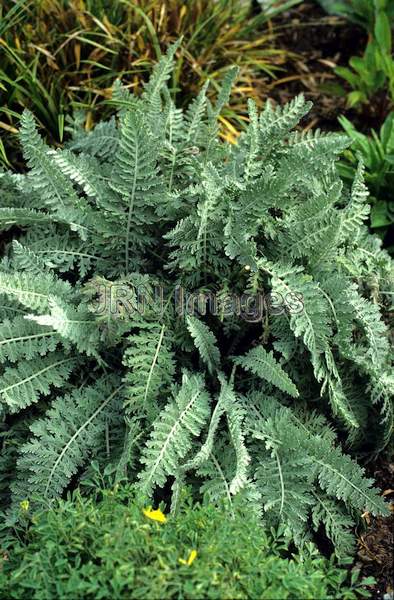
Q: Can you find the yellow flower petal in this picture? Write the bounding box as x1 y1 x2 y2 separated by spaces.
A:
142 506 167 523
179 549 197 566
187 549 197 565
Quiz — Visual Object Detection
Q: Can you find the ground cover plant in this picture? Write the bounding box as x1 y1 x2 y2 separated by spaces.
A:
0 42 392 575
0 482 375 600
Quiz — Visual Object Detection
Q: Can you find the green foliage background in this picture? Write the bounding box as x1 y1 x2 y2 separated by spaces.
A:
0 484 374 600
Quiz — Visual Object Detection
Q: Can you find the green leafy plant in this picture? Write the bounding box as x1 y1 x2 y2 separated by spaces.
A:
0 484 374 600
334 0 394 107
316 0 394 33
0 45 392 559
338 112 394 247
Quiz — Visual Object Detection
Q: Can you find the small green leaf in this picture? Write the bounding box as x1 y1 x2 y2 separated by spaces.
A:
374 10 392 54
371 200 392 227
335 66 360 87
347 90 367 108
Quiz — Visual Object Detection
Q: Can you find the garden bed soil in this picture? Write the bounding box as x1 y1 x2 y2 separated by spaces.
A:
357 459 394 600
269 0 392 133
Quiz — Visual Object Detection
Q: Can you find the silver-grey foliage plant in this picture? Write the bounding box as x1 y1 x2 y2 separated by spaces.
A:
0 42 392 559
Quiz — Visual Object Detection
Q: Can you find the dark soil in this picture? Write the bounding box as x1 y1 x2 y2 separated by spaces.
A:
357 459 394 600
269 0 392 133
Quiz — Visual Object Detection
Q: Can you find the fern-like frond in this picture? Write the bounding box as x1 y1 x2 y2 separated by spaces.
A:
0 270 72 313
260 259 332 360
142 41 181 125
251 406 389 547
234 345 299 398
186 315 220 374
110 108 160 270
311 440 388 515
253 419 314 542
345 286 390 369
122 323 175 421
26 297 101 357
0 352 76 413
0 316 60 362
183 374 229 471
67 116 119 160
184 80 209 147
14 233 102 279
259 95 312 149
10 377 123 505
139 372 210 496
0 208 52 231
311 492 356 560
19 111 85 216
342 161 370 235
211 66 239 120
225 386 250 495
49 148 115 210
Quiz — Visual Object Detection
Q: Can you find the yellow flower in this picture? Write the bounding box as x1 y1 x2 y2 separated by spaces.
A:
142 506 167 523
179 549 197 566
19 500 29 512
